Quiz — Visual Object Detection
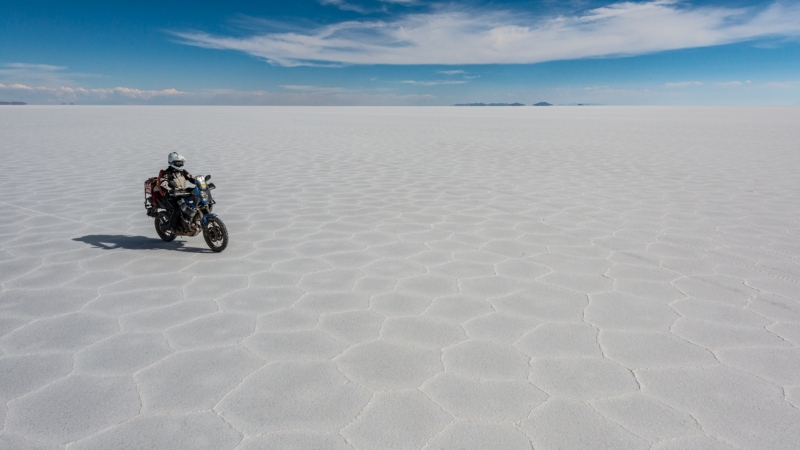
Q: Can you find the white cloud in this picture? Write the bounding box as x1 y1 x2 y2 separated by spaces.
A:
0 83 188 101
0 82 437 105
715 80 751 87
320 0 415 13
319 0 371 13
172 1 800 66
399 80 468 85
762 80 800 88
280 84 346 93
102 87 186 98
4 63 67 71
664 81 703 88
0 62 102 86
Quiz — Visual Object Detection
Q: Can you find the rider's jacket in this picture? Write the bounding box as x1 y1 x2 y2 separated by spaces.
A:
160 167 196 191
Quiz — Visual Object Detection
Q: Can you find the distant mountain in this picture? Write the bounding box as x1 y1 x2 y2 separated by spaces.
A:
453 102 525 106
533 102 552 106
0 101 26 105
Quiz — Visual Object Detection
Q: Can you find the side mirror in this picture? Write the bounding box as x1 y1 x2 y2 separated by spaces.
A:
205 175 211 180
208 183 216 190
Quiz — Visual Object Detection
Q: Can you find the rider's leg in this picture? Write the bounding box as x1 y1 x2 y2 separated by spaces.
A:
167 198 181 228
177 197 192 227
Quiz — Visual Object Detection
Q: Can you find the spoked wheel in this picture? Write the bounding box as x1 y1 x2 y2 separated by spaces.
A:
203 217 228 252
154 211 176 242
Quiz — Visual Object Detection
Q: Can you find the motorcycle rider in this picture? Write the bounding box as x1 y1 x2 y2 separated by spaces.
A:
160 152 196 229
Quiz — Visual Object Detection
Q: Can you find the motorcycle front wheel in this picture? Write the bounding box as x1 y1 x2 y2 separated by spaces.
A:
203 217 228 252
155 211 176 242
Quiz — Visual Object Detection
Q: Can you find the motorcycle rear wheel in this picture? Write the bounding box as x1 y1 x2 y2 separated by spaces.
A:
203 217 228 252
155 211 177 242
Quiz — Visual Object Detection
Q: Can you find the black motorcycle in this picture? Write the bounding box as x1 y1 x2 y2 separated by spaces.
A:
144 173 229 252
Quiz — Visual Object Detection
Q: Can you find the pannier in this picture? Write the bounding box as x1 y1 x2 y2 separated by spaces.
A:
144 170 166 217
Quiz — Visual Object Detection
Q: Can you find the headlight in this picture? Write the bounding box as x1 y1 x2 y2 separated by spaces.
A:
200 190 210 202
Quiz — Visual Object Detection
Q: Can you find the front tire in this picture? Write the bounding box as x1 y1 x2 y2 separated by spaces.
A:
155 211 176 242
203 217 228 252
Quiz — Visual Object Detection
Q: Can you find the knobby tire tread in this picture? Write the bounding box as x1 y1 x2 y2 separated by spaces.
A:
203 218 228 252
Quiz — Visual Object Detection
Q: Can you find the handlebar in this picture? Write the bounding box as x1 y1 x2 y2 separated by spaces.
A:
169 186 215 196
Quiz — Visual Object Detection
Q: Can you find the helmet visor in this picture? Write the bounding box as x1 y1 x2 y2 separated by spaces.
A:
173 160 184 168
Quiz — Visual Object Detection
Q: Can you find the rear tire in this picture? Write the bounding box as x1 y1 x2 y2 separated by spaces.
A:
203 217 228 252
155 211 176 242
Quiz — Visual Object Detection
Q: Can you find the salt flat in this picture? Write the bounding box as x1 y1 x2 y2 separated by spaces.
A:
1 106 799 449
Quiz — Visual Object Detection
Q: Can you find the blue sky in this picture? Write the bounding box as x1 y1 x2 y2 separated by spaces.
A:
2 0 800 105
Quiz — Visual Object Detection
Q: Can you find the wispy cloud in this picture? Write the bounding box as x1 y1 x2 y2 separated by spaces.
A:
172 1 800 67
4 63 67 71
0 82 436 105
319 0 371 14
715 80 751 87
0 62 101 86
399 80 468 86
0 83 187 99
762 80 800 88
280 84 346 94
320 0 415 13
664 81 703 88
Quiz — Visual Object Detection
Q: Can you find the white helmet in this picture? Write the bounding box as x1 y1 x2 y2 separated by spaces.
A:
168 152 186 171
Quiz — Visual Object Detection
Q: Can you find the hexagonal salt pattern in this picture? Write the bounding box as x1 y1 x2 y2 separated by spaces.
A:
1 106 799 449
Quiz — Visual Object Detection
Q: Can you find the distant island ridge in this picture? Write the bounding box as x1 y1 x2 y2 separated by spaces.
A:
0 101 27 105
453 102 552 106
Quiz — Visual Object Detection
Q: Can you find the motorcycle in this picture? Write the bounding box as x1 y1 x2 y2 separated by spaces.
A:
144 172 229 252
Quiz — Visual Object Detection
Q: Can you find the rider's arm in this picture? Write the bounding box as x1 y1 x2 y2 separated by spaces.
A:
184 172 196 185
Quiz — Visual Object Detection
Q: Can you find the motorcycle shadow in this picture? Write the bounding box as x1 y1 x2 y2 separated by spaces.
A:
73 235 213 253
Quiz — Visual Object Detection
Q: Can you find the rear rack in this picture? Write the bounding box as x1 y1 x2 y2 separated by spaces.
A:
144 172 164 218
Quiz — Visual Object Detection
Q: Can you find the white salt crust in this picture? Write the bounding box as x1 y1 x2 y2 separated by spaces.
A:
1 106 799 449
